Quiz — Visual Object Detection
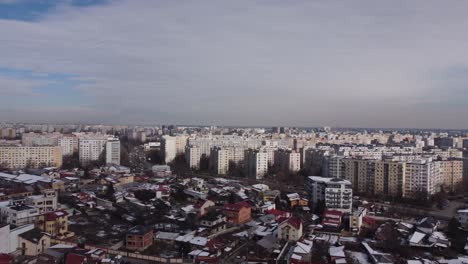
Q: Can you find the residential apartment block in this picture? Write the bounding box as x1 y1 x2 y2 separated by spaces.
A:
0 146 62 169
306 176 352 213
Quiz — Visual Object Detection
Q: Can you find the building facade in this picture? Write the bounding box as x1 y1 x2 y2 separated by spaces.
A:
275 149 301 172
306 176 352 213
78 137 107 166
244 149 268 180
106 138 121 165
0 146 62 169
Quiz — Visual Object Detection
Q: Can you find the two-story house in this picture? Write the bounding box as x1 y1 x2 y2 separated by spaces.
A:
277 217 303 241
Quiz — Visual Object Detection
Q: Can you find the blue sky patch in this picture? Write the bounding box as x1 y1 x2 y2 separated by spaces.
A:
0 0 109 21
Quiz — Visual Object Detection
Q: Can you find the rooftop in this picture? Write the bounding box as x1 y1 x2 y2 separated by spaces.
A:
127 225 153 236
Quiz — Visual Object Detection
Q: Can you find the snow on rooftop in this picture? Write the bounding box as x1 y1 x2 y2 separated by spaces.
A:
291 254 302 260
293 241 313 254
190 236 208 246
329 246 345 258
308 176 351 184
409 231 427 244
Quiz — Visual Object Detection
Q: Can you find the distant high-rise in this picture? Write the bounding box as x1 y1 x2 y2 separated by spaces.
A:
244 149 268 180
106 138 121 165
274 149 301 172
185 145 201 170
161 135 177 164
210 146 230 175
405 158 441 197
58 135 78 156
78 136 108 166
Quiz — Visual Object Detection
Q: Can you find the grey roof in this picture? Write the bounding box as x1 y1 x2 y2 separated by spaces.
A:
257 235 278 252
19 229 49 243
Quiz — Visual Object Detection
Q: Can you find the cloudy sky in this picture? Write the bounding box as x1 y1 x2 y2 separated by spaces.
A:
1 0 468 128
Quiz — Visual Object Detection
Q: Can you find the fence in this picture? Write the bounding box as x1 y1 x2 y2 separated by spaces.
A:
50 239 186 263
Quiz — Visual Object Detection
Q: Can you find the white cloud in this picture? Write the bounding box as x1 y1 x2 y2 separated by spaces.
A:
1 0 468 127
0 75 52 96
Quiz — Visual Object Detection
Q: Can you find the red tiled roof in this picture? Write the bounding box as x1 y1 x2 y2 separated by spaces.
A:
65 253 85 264
362 216 376 226
323 209 343 217
194 199 209 209
322 210 343 227
195 256 218 263
0 254 13 264
223 201 251 212
44 210 68 221
280 216 303 229
266 209 290 217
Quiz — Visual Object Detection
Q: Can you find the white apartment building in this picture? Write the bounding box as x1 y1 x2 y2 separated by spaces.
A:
275 149 301 172
261 146 277 166
26 190 58 214
58 135 78 156
175 136 188 155
185 145 201 170
106 138 121 165
21 132 62 147
306 176 353 213
244 149 268 180
0 200 40 226
161 135 177 164
0 223 35 254
0 146 62 169
405 158 441 197
78 136 108 166
0 128 16 139
188 135 263 156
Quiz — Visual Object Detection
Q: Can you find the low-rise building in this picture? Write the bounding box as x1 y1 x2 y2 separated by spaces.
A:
37 210 69 237
350 207 367 233
194 200 215 217
322 209 343 230
27 190 57 214
126 226 154 251
223 201 252 224
277 217 303 241
0 200 40 226
18 229 51 256
199 210 227 235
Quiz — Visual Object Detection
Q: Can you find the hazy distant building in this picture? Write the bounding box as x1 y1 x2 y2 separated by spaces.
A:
106 138 121 165
58 135 78 156
21 132 62 147
161 135 177 164
185 145 201 170
434 137 455 148
78 137 107 166
210 147 230 175
0 128 16 139
245 149 268 180
275 149 301 172
323 155 345 178
175 136 188 155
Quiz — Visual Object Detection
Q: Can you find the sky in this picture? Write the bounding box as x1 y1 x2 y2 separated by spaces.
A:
1 0 468 128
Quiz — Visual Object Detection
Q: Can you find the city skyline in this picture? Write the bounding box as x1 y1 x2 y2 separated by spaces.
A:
2 0 468 128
